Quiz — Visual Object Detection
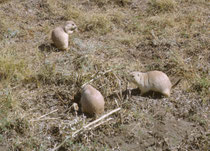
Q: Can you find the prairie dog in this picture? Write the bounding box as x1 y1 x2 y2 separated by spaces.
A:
129 71 172 97
80 84 105 116
51 21 77 50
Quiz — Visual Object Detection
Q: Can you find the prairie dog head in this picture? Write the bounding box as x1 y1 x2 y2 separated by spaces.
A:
129 71 146 87
63 21 77 34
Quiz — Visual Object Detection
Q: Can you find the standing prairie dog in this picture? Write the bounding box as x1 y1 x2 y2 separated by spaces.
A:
129 71 172 97
80 84 105 116
51 21 77 50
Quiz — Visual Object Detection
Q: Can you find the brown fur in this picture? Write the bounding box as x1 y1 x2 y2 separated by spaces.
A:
129 71 172 97
51 21 77 50
80 84 105 116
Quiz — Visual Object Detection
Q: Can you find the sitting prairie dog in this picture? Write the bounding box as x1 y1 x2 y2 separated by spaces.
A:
51 21 77 50
80 84 105 116
129 71 172 97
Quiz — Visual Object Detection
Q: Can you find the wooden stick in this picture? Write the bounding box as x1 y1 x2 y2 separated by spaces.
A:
83 107 120 130
114 98 119 107
91 117 113 129
30 109 58 122
31 117 61 122
72 107 121 137
51 108 121 151
113 73 123 101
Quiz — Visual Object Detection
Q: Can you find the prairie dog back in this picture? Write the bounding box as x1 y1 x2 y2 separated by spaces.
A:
81 85 105 116
147 71 172 90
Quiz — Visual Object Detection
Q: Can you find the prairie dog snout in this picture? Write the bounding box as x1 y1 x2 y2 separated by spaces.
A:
129 71 172 97
64 21 77 34
51 21 77 50
80 84 105 116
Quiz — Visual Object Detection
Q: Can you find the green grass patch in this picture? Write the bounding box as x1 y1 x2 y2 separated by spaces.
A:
0 55 29 83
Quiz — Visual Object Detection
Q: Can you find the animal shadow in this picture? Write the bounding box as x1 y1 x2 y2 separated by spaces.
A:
126 88 164 99
141 91 164 99
129 88 141 96
38 43 62 53
105 88 140 100
72 91 91 117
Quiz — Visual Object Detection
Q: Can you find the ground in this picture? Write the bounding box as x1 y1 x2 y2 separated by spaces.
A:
0 0 209 151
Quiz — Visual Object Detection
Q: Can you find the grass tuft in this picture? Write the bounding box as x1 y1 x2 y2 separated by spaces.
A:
65 6 112 34
83 13 112 34
191 77 210 101
65 5 84 21
148 0 177 14
0 55 29 84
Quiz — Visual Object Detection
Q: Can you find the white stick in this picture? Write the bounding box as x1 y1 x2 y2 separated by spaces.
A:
51 108 121 151
30 109 58 122
83 107 120 129
51 136 71 151
31 117 61 122
114 98 119 107
90 117 113 130
72 107 121 137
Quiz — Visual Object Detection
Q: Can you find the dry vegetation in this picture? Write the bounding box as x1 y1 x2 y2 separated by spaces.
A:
0 0 209 150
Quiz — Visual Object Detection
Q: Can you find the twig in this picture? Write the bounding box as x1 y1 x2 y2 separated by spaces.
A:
91 117 113 130
151 30 158 41
80 107 120 131
51 107 121 151
81 69 112 88
126 81 132 100
30 109 58 122
72 107 121 137
31 117 61 122
114 74 122 92
114 98 119 107
113 73 123 102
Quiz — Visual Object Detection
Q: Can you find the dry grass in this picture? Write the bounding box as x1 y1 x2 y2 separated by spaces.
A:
0 0 209 150
0 0 11 4
148 0 177 14
0 44 30 86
